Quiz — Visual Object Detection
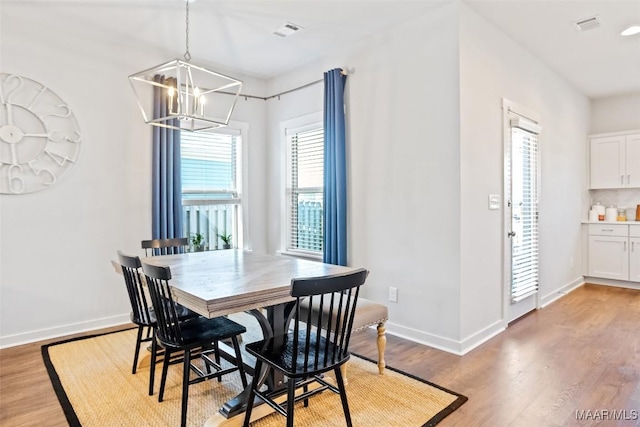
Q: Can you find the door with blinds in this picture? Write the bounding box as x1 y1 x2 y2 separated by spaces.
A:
504 102 541 323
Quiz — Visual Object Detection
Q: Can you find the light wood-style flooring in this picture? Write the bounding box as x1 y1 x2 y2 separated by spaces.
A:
1 283 638 426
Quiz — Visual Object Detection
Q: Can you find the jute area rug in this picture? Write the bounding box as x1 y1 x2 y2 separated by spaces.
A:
42 329 467 426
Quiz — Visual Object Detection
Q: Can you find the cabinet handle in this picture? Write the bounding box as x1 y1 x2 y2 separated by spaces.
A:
633 242 636 252
624 241 627 251
602 229 614 232
628 174 631 184
621 175 624 185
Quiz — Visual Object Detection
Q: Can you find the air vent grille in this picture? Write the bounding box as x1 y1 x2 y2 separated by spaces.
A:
274 22 303 37
574 16 600 32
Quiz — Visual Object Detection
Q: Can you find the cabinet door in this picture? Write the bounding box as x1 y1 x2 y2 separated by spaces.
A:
625 134 640 188
590 136 625 189
588 235 629 280
630 237 640 283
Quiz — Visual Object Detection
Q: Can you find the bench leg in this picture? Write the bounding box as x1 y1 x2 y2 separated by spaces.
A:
376 322 386 374
340 363 348 386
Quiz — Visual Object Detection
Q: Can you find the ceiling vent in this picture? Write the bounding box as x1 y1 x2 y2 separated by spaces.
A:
273 22 303 37
573 16 600 32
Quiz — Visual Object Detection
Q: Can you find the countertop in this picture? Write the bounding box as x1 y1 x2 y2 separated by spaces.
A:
582 220 640 224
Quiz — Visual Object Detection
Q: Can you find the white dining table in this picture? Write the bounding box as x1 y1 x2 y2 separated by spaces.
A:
141 249 358 426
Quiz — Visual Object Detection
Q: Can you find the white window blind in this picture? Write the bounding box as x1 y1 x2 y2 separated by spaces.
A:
285 125 324 254
181 130 241 201
510 123 540 303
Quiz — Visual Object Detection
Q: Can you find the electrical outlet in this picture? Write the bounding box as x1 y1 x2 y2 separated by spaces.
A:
389 286 398 303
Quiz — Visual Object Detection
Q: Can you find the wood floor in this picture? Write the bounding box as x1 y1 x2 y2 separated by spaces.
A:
1 283 638 427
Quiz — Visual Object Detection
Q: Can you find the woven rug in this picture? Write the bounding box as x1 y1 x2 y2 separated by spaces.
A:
42 328 467 426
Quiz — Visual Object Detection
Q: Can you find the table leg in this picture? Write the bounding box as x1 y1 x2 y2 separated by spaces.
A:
217 303 293 419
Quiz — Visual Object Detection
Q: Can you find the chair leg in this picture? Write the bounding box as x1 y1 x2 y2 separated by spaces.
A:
149 329 157 396
213 341 222 382
376 322 386 374
286 375 295 427
242 360 262 427
159 349 171 402
231 336 248 388
180 349 191 427
334 367 353 427
132 325 144 374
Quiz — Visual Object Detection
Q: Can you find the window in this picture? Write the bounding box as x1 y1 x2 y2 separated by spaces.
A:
508 115 541 304
284 117 324 256
181 128 242 250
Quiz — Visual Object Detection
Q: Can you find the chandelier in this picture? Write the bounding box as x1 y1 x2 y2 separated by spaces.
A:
128 0 242 132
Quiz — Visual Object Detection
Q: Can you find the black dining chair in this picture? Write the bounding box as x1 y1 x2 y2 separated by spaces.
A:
117 251 199 396
242 268 368 427
141 261 248 427
141 237 189 256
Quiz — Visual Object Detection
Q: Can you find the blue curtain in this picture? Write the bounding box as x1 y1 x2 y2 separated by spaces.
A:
152 76 183 240
323 69 348 266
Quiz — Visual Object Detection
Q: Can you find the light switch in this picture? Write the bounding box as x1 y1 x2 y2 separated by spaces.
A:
488 194 500 210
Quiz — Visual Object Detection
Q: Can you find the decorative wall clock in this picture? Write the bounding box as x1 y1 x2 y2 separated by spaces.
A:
0 73 81 194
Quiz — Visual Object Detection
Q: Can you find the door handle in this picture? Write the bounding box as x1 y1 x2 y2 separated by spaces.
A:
508 231 516 237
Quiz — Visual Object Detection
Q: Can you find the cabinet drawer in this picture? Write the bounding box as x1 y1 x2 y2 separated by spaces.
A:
588 224 628 237
630 225 640 238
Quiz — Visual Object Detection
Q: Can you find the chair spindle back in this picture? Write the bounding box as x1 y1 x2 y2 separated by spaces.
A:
141 262 185 346
117 251 153 325
290 268 368 374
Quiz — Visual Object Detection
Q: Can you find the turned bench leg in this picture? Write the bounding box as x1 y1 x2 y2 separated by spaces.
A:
340 321 387 385
376 322 386 374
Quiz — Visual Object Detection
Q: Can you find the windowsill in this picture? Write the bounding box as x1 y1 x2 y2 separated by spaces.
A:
277 249 323 262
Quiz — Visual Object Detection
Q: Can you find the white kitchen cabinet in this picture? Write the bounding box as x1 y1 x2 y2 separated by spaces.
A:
590 132 640 189
630 226 640 283
588 224 640 283
626 134 640 187
588 235 629 280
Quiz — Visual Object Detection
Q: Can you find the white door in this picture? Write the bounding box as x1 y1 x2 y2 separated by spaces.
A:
503 101 541 323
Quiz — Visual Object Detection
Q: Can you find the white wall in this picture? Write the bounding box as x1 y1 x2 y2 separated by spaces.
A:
0 2 268 347
266 2 464 349
0 0 598 353
590 93 640 134
459 5 590 347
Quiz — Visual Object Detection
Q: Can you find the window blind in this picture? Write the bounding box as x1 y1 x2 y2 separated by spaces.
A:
181 130 240 201
510 126 539 302
286 126 324 253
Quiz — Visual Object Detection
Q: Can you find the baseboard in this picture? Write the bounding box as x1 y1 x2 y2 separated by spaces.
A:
384 320 502 356
385 278 586 356
459 320 505 355
540 277 585 308
583 277 640 291
384 321 465 355
0 313 131 349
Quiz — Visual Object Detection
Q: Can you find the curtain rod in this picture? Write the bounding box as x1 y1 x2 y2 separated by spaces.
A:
221 68 350 101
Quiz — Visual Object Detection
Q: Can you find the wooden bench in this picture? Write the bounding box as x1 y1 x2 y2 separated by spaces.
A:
300 296 388 378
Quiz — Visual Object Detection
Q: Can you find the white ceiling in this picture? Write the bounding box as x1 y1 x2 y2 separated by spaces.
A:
465 0 640 99
5 0 640 99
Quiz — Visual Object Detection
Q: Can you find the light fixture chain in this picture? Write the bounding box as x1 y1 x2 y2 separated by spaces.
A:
184 0 191 61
